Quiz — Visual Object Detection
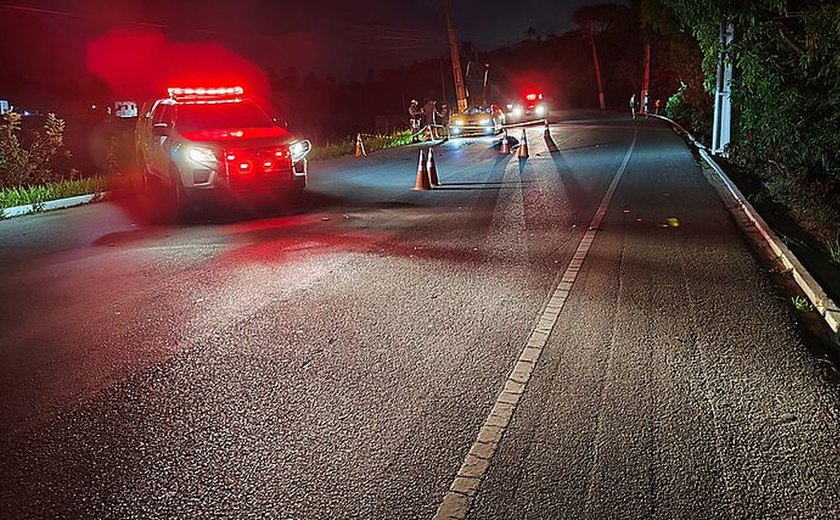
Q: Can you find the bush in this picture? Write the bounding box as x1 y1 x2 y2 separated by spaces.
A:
665 81 713 141
0 110 67 189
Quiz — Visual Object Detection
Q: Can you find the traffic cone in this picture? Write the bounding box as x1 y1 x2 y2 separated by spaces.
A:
427 147 440 187
544 119 551 137
499 129 510 154
413 149 431 191
355 133 366 157
518 129 529 158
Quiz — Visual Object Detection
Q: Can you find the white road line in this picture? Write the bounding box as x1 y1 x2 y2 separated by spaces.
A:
433 127 639 520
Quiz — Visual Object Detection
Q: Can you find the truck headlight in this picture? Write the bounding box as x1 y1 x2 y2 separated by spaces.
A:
187 146 217 166
479 118 490 125
452 119 464 126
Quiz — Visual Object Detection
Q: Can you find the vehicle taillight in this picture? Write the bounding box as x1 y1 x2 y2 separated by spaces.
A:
238 161 252 173
263 160 273 170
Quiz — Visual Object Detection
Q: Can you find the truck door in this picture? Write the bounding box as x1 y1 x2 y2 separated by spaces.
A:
150 102 174 181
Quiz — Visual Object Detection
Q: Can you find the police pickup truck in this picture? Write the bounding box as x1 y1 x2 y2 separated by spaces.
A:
136 86 310 212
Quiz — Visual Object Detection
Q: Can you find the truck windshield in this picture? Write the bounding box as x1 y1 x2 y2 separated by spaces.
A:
177 101 273 131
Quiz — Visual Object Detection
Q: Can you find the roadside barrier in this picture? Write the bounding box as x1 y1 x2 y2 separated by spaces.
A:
413 148 431 191
518 129 529 158
499 129 510 154
427 147 441 187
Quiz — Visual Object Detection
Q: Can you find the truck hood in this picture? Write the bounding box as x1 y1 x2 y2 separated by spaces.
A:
181 126 294 145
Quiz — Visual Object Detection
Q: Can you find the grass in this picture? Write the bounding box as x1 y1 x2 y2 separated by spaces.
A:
0 177 109 210
308 130 414 161
791 295 813 313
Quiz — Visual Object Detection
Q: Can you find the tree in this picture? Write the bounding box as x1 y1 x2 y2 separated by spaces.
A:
658 0 840 242
572 4 624 109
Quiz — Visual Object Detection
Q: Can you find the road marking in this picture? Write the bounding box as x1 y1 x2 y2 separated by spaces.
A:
433 127 638 520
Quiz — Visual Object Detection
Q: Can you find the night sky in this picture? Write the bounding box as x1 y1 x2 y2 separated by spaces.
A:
1 0 600 80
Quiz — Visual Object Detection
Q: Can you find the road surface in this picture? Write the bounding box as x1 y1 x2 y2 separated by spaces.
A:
1 111 838 519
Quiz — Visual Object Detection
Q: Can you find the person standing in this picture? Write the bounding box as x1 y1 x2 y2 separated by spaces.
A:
643 94 651 119
438 103 450 139
423 98 438 139
408 99 423 142
629 93 637 120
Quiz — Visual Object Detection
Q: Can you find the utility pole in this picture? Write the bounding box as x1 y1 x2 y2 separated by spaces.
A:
443 0 468 112
440 55 448 106
712 18 734 155
641 40 651 114
589 34 606 110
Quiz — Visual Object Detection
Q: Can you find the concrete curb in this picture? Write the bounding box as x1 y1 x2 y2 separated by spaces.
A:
652 113 840 335
1 192 109 220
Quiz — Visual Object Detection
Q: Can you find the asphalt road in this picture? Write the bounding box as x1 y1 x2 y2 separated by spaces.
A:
1 111 838 519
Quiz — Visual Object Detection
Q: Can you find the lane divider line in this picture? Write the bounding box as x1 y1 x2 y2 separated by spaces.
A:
433 127 638 520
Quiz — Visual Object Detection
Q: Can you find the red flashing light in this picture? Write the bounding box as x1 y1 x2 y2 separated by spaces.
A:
167 86 244 101
226 154 236 161
263 160 273 169
180 98 242 105
275 149 289 158
238 161 252 173
526 93 537 101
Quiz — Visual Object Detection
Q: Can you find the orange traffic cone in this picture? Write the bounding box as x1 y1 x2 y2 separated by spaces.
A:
499 129 510 154
355 133 366 157
518 129 529 158
427 147 440 187
413 149 431 191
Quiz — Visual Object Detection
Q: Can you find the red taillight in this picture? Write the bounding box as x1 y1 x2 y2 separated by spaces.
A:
226 154 236 161
263 160 273 170
526 93 537 101
238 161 252 173
275 149 289 158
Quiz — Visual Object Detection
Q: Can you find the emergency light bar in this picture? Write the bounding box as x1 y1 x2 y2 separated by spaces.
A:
167 86 244 100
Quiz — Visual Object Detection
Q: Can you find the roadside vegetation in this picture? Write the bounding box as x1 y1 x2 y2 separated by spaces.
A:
640 1 840 249
0 177 108 210
307 130 414 161
0 109 108 209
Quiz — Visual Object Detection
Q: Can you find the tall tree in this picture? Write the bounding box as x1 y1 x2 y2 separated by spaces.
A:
572 4 623 110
